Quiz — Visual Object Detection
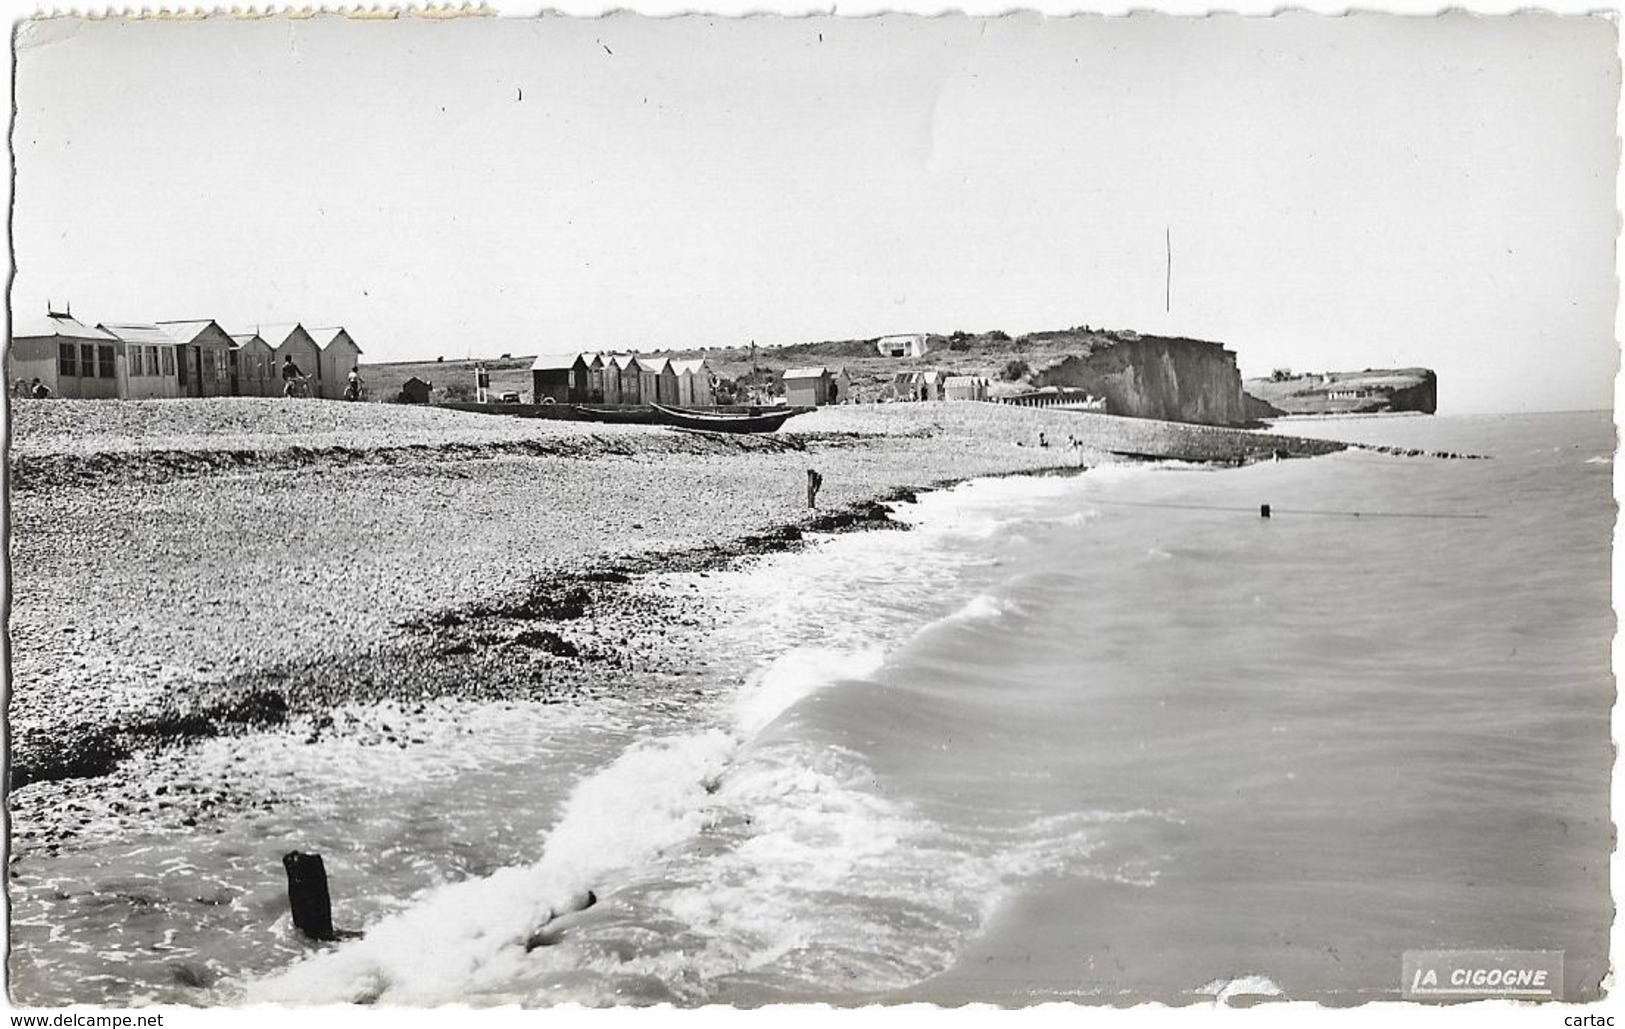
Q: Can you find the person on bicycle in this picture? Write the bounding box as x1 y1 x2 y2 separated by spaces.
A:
344 366 363 402
281 356 307 397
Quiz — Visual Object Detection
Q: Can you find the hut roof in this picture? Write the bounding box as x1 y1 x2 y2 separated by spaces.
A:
13 312 117 341
250 323 313 348
945 376 986 388
608 354 642 371
670 358 709 375
155 319 228 345
642 356 674 374
100 322 174 346
781 367 828 380
531 353 586 371
230 332 273 350
308 326 362 352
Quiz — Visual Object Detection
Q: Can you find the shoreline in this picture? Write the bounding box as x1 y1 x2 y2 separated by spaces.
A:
8 399 1348 848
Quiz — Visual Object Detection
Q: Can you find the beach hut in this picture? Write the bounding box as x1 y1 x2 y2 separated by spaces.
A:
309 327 364 400
101 323 187 400
944 375 990 402
584 353 607 403
156 320 235 398
671 358 715 406
875 334 930 358
605 354 643 404
399 376 433 404
639 356 680 405
532 353 590 404
782 367 839 407
229 332 279 397
9 311 121 399
258 324 324 395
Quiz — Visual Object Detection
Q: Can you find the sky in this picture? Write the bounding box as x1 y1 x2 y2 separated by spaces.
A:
10 10 1619 414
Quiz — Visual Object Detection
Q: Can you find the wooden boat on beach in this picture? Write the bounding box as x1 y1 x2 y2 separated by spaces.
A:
572 405 659 425
650 403 801 434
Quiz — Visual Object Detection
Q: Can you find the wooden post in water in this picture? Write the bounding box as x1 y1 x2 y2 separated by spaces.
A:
806 468 823 509
1260 504 1272 519
283 850 337 941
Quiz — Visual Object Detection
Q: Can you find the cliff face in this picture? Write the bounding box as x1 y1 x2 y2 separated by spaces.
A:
1035 335 1252 426
1243 369 1437 416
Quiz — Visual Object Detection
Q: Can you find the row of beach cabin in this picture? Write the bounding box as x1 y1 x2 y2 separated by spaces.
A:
533 354 862 409
10 311 363 401
532 353 718 407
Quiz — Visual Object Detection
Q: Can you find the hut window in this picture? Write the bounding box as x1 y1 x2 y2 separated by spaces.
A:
80 343 96 375
58 342 77 377
162 348 175 376
97 346 115 379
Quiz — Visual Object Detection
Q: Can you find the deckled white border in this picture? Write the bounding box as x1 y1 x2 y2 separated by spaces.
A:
9 1 1624 14
1 4 1618 1029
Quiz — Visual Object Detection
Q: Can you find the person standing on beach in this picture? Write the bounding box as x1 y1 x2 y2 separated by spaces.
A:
345 366 363 401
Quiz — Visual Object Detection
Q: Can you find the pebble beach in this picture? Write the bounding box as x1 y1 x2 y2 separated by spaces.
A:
8 398 1344 852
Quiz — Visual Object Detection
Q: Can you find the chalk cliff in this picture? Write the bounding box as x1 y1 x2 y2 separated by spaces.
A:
1243 369 1438 416
1034 334 1252 426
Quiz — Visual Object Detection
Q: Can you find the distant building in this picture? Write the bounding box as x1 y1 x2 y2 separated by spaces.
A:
9 311 120 399
943 375 991 402
782 366 849 407
399 376 433 404
309 327 364 400
876 334 930 358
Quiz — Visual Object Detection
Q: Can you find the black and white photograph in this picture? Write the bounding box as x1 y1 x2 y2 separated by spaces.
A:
4 4 1618 1017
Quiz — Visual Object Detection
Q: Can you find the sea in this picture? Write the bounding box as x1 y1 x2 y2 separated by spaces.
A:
7 410 1615 1009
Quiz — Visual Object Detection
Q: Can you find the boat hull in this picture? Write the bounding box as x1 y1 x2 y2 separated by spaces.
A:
649 403 800 433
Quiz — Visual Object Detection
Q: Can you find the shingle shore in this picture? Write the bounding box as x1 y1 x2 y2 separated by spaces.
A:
8 399 1344 812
